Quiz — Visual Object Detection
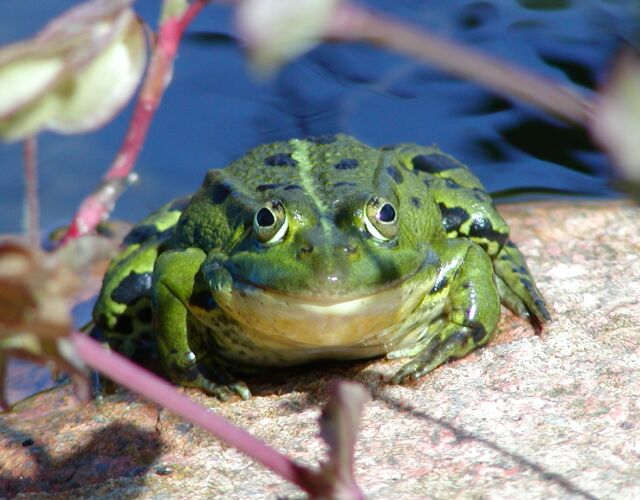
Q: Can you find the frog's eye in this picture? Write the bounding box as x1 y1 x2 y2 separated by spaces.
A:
253 199 288 244
364 196 398 241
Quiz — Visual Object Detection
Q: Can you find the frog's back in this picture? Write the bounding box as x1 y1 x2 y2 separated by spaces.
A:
221 134 383 204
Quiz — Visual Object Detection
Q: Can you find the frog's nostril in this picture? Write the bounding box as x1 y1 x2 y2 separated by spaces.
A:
344 245 357 255
297 245 314 258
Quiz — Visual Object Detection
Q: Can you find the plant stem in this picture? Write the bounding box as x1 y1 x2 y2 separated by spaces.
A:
23 136 39 249
329 4 593 126
62 0 211 243
70 332 314 493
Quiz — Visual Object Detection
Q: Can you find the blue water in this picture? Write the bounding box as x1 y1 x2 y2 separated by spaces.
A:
0 0 637 236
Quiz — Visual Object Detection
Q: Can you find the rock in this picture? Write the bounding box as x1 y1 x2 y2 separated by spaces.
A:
1 201 639 499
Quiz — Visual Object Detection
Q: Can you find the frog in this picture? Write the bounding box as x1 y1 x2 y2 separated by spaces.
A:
92 134 550 400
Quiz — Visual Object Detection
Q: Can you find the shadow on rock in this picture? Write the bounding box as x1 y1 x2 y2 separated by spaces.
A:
0 422 162 496
375 388 599 500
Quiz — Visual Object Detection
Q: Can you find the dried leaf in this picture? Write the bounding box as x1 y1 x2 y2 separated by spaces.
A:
0 235 119 407
591 49 640 189
0 0 147 142
236 0 343 73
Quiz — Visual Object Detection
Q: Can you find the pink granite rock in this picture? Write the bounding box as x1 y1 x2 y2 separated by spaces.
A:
1 202 639 498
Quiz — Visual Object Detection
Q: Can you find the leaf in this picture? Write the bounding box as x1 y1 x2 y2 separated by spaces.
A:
236 0 343 74
0 0 147 142
0 235 119 408
591 49 640 190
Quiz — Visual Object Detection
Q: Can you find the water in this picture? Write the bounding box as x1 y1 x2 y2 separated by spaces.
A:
0 0 637 402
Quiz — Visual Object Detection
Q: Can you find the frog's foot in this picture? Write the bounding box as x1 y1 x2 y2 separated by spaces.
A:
391 322 488 384
177 362 251 401
493 240 550 333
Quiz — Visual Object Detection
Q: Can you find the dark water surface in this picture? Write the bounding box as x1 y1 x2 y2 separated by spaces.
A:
0 1 638 400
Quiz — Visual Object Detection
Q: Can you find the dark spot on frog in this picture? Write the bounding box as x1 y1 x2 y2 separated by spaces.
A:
306 134 336 144
137 306 153 323
190 291 217 311
462 282 471 289
520 278 534 292
297 245 314 259
211 182 231 204
437 203 470 232
115 315 134 335
469 218 509 247
264 153 297 167
411 196 421 208
470 323 488 342
430 275 448 294
334 159 359 170
412 153 461 173
111 272 152 304
506 240 517 248
386 165 404 184
123 224 172 245
256 183 285 192
444 178 460 189
513 265 528 275
284 184 302 190
22 438 34 447
168 196 190 212
334 181 357 188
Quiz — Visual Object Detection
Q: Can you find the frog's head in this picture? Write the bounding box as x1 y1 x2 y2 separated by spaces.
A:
175 136 444 347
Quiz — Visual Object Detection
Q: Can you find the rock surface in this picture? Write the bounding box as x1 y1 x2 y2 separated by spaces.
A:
1 201 639 499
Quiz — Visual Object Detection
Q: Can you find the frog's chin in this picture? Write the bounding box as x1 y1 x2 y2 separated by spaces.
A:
211 271 434 352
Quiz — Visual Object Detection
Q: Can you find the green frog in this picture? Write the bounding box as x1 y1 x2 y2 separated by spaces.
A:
92 134 549 400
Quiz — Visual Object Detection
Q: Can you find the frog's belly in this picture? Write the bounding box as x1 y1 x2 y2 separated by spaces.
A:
198 280 446 367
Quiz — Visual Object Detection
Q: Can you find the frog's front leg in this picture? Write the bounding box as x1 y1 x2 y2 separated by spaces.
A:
392 241 500 384
152 248 250 400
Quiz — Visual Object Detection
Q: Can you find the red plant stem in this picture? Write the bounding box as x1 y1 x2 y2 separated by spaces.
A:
70 332 313 493
23 136 39 248
329 4 593 126
63 0 211 242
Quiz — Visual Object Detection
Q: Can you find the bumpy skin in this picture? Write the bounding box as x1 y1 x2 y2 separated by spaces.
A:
92 134 550 400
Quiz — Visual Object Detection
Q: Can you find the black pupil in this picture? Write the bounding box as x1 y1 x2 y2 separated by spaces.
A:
377 203 396 223
256 207 275 227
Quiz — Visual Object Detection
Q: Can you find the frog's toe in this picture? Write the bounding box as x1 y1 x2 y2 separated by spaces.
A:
493 240 550 333
226 380 251 400
391 324 486 385
180 368 252 401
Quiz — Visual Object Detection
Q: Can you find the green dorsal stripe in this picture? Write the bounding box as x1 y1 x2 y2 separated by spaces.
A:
290 139 333 241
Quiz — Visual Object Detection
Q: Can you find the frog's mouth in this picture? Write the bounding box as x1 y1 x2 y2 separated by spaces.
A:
211 259 437 355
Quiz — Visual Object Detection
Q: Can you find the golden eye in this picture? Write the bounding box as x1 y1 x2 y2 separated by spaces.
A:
364 196 398 241
253 199 288 244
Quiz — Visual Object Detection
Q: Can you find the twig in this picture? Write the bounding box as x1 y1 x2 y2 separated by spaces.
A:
70 332 314 493
328 4 593 126
23 136 39 249
62 0 212 243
